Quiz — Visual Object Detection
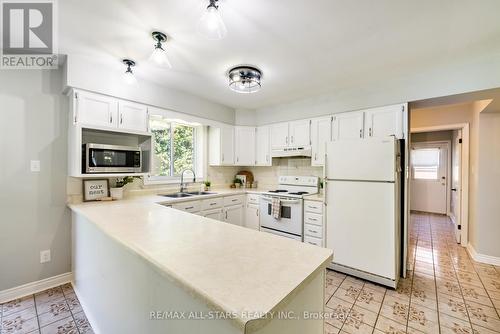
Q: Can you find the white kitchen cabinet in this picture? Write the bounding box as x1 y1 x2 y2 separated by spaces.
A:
332 111 364 141
203 208 223 221
235 126 256 166
311 117 332 166
118 101 149 133
289 120 311 147
75 90 118 128
208 126 235 166
224 204 244 226
256 126 271 166
364 104 405 139
245 203 259 230
270 122 290 149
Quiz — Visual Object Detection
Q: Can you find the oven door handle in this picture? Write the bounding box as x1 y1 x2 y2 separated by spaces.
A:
260 196 302 204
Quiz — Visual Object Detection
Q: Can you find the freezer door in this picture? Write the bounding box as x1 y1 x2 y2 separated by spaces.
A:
326 180 398 280
326 138 396 182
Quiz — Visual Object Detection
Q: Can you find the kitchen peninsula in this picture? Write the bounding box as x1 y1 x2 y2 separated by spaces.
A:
69 195 333 334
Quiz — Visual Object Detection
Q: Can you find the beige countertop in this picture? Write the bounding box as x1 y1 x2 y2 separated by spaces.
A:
304 193 324 202
69 194 333 331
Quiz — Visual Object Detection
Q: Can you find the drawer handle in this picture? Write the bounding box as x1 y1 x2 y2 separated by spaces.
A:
308 242 316 245
185 206 194 210
210 203 217 206
232 199 238 202
308 218 318 221
308 230 318 234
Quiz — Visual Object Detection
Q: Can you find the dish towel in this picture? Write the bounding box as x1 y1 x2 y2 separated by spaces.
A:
271 197 281 220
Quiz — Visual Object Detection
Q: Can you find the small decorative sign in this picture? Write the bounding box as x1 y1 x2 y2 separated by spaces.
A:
83 179 109 202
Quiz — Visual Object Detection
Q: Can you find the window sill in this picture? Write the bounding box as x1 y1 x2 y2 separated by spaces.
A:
143 176 204 186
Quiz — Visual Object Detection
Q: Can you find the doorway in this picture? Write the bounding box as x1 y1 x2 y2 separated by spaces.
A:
410 141 450 214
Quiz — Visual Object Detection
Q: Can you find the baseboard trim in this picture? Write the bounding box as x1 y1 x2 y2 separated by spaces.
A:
467 244 500 266
0 272 72 303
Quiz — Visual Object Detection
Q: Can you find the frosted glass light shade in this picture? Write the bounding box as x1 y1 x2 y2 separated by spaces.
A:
150 46 172 68
123 70 137 85
198 6 227 40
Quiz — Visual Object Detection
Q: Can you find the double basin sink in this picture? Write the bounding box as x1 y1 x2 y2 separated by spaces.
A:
161 191 215 199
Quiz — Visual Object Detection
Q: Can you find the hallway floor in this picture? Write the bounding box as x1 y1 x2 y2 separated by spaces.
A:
324 213 500 334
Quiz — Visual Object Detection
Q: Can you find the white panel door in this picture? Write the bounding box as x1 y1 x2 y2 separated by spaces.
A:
311 117 332 166
203 208 223 222
332 111 365 141
256 126 271 166
289 120 311 147
224 204 244 226
118 101 148 132
365 104 404 139
270 122 289 149
451 131 462 243
245 204 259 230
410 143 448 214
220 126 235 165
326 138 396 182
77 91 118 128
235 126 256 166
326 181 397 280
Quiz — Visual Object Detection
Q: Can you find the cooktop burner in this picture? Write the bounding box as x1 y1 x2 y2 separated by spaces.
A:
268 189 288 193
288 191 309 195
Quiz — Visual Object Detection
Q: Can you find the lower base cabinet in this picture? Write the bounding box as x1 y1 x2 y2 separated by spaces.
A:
245 204 259 230
224 204 244 226
203 208 223 220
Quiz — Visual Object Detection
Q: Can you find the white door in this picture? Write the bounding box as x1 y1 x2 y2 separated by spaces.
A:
203 208 223 221
220 126 235 165
77 91 118 128
270 122 289 149
451 131 462 243
365 104 404 139
256 126 271 166
326 181 397 280
224 204 244 226
311 117 332 166
235 126 256 166
410 143 448 214
118 101 148 132
245 204 259 230
332 111 364 141
289 120 311 147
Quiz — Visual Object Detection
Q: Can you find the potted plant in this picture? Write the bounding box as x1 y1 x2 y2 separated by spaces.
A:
110 176 136 200
233 178 243 189
203 180 211 191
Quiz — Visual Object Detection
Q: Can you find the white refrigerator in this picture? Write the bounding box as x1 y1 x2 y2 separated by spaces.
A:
325 138 401 288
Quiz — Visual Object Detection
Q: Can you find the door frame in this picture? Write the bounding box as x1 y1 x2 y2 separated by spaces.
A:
411 123 470 247
410 140 452 215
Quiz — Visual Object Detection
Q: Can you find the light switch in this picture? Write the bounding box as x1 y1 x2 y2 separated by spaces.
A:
30 160 40 172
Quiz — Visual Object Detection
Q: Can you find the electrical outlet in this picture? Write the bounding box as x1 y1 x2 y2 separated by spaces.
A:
30 160 41 172
40 250 51 264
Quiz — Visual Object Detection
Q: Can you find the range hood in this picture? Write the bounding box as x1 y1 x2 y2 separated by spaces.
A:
271 147 312 158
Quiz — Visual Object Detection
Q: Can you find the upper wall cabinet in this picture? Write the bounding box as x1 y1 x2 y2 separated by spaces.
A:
73 89 149 134
256 125 271 166
208 126 235 166
75 90 118 128
234 126 256 166
332 111 365 141
289 120 311 147
270 122 290 149
364 104 405 139
118 101 149 133
311 117 332 166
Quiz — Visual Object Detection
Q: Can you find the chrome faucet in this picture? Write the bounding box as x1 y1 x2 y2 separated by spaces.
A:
180 168 196 193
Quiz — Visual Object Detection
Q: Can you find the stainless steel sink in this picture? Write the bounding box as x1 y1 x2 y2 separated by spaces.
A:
161 193 193 198
185 191 216 196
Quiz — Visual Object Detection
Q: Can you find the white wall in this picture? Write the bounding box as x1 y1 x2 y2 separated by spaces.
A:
0 69 71 291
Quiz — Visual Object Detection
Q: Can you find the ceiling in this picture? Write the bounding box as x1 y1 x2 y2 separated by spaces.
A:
59 0 500 110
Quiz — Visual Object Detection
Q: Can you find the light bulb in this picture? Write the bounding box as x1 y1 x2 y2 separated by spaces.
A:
198 6 227 40
150 46 172 68
123 69 137 85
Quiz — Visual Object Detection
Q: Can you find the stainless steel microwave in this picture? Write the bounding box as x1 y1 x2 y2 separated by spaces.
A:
83 143 142 173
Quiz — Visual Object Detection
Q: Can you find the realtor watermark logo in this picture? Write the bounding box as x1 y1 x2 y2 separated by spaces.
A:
1 0 58 69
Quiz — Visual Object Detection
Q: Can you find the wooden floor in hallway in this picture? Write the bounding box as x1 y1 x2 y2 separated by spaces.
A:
324 212 500 334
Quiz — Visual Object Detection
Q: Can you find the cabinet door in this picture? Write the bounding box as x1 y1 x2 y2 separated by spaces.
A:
204 209 223 221
332 111 364 141
76 91 118 128
245 204 259 230
270 122 289 149
118 101 148 132
256 126 271 166
235 126 256 166
289 119 311 147
311 117 332 166
365 104 405 139
220 126 235 165
224 204 244 226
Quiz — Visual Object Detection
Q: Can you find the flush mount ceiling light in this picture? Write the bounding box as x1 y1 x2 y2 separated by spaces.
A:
198 0 227 40
122 59 138 85
228 66 262 94
150 31 172 68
